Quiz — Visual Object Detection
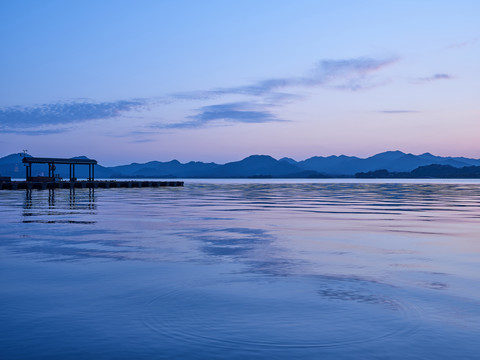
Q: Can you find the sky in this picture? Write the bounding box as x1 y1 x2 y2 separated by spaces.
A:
0 0 479 166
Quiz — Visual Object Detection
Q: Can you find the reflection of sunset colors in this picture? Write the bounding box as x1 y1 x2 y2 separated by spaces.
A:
8 182 480 271
0 1 479 165
2 182 480 357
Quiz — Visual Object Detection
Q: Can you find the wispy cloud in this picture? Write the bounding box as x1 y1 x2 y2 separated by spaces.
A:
380 110 420 114
0 128 66 135
173 56 399 100
305 57 398 90
152 102 285 129
162 56 399 129
131 138 156 143
413 73 454 84
0 99 147 134
447 37 479 49
1 56 399 134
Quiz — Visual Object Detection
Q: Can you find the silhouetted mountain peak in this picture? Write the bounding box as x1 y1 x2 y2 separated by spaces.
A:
71 156 90 160
418 152 439 161
243 154 276 161
305 154 355 161
369 150 405 160
236 155 278 165
0 153 31 165
399 153 417 159
279 157 297 164
186 161 217 165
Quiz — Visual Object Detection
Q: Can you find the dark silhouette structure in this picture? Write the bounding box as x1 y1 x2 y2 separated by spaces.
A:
22 157 97 181
0 155 184 190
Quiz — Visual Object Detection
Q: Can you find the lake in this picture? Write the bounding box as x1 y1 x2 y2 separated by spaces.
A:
1 180 480 359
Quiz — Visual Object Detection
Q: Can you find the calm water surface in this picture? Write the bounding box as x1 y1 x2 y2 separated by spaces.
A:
1 180 480 359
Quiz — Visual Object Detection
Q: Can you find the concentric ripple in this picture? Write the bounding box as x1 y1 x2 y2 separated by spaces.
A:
142 277 422 350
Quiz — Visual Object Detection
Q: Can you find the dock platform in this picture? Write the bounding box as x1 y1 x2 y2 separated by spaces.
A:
0 180 184 190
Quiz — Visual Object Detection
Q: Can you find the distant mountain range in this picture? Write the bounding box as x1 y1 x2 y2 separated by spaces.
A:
2 151 480 179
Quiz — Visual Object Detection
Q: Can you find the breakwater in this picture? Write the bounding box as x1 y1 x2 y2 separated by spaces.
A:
0 180 184 190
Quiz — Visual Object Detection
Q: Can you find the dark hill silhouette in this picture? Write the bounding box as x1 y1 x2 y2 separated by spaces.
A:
0 153 31 178
298 150 480 175
0 153 32 165
417 152 480 166
298 155 359 175
2 151 480 178
279 157 298 165
208 155 302 178
412 164 480 178
110 160 219 178
356 164 480 178
0 153 114 179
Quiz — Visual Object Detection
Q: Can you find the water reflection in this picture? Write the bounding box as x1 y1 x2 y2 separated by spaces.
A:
2 181 480 358
24 189 32 209
0 182 479 279
67 187 96 210
3 182 480 271
22 188 96 224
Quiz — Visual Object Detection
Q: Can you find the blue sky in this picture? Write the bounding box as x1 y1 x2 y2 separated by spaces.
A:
1 0 479 165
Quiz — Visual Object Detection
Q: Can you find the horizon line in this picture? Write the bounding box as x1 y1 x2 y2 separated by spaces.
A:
2 149 479 167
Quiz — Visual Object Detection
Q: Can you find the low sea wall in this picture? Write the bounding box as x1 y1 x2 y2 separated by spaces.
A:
0 180 184 190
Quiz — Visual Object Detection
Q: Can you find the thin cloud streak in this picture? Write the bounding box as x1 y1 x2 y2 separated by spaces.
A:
0 99 148 133
0 128 67 135
131 138 156 143
153 102 285 129
380 110 420 114
447 37 479 49
173 56 399 99
413 73 454 84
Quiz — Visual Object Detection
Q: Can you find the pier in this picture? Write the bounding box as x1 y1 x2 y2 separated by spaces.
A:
0 180 184 190
0 156 183 190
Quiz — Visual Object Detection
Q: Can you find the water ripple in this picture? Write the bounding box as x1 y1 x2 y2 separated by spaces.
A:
141 276 422 350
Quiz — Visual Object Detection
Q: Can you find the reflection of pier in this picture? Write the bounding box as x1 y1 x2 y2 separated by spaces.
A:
68 188 96 210
23 187 97 222
2 180 184 190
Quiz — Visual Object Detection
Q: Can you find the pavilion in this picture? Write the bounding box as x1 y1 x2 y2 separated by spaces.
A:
22 157 97 182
